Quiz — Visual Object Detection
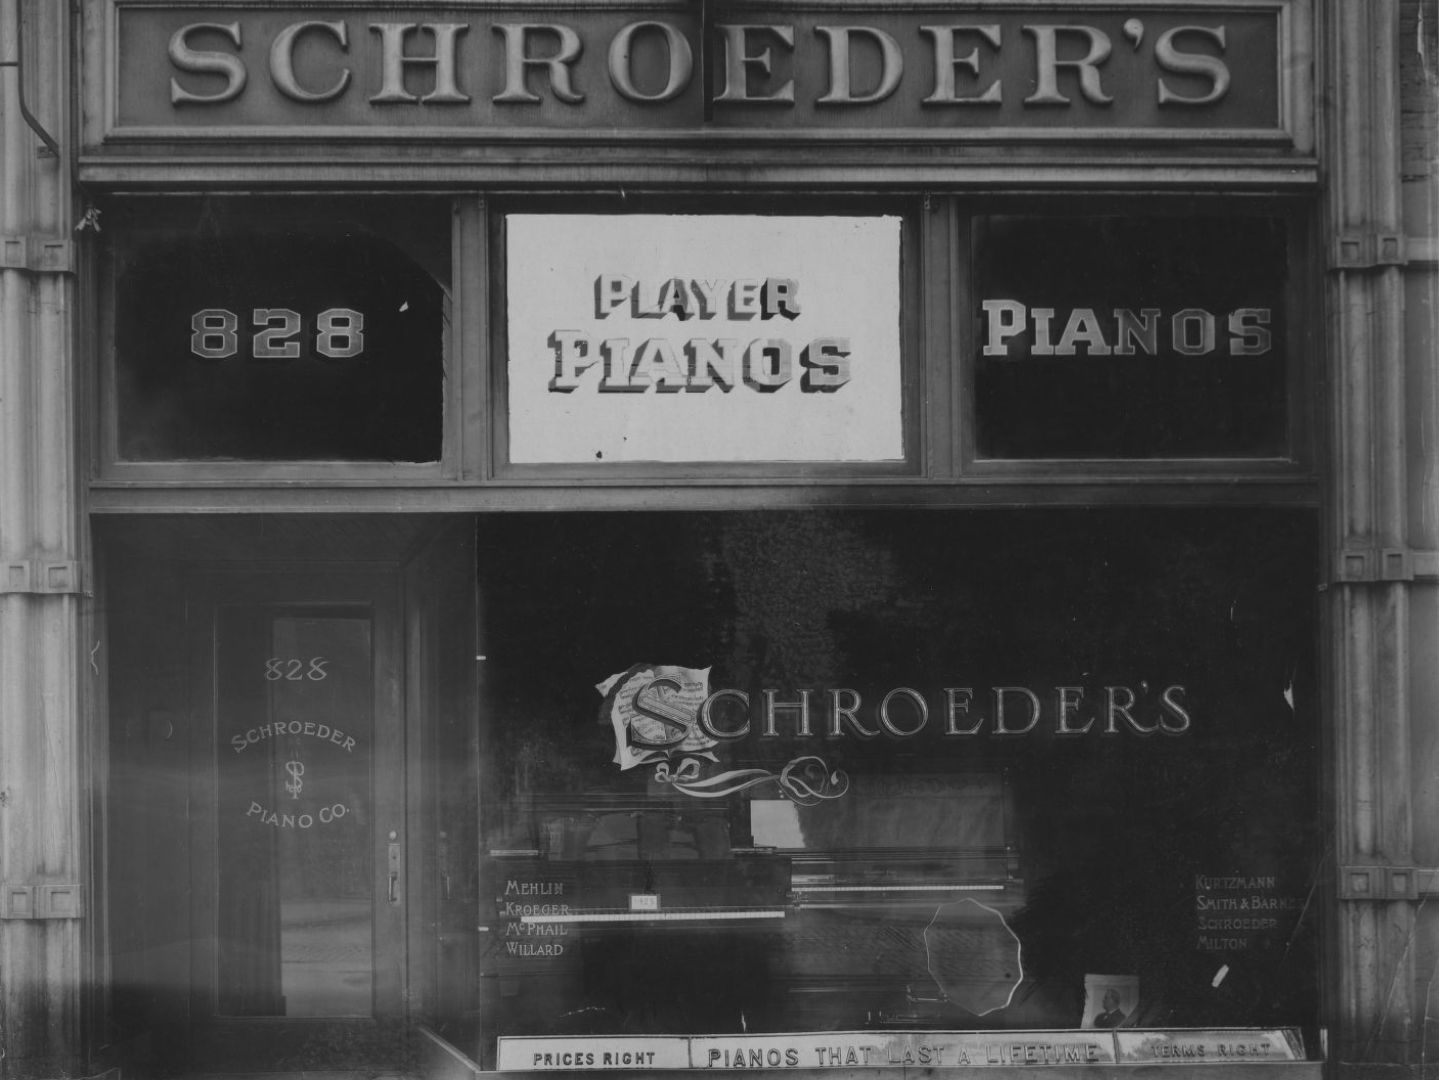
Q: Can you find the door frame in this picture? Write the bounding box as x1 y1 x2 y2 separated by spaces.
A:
184 567 408 1064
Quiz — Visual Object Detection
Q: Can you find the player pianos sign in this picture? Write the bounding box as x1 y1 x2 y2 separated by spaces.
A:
108 3 1295 139
506 215 904 465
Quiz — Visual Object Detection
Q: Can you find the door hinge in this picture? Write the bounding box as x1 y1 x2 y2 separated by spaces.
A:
1 884 84 919
0 236 73 275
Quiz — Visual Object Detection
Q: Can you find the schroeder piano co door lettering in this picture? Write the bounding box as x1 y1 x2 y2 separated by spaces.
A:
190 574 405 1067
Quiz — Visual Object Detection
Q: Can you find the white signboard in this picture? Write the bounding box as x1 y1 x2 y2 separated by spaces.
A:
506 215 904 464
498 1029 1305 1070
1115 1029 1304 1064
497 1030 1119 1070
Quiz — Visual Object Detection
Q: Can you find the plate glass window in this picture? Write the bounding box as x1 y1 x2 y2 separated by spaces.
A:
111 205 447 462
457 510 1321 1065
973 216 1289 460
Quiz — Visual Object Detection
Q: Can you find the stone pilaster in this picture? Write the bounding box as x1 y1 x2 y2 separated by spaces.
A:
1324 0 1437 1073
0 0 83 1076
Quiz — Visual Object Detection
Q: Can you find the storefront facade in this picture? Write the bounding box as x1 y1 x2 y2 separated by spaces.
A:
0 1 1435 1077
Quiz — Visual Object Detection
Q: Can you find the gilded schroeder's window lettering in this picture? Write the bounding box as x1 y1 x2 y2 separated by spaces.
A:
687 682 1192 740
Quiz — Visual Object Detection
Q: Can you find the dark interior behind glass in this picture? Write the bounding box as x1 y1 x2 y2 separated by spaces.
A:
111 202 448 462
973 215 1289 459
463 509 1320 1064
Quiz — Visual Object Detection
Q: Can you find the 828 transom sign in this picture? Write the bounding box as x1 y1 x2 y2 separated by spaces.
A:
190 307 366 360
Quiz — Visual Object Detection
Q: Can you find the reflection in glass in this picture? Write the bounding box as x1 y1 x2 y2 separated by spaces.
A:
216 609 373 1017
469 510 1321 1057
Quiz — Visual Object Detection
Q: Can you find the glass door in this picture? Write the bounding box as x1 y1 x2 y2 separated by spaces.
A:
215 607 377 1017
189 574 406 1068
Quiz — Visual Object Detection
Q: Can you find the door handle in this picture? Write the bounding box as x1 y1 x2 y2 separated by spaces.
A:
388 835 401 906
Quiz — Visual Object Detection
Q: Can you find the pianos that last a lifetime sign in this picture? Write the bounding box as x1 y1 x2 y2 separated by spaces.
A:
495 1030 1305 1070
504 215 904 465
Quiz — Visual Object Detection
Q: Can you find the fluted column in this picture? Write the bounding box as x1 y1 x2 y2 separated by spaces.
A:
0 0 83 1076
1324 1 1434 1073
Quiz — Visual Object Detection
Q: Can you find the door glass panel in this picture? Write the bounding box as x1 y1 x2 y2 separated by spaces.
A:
216 607 374 1017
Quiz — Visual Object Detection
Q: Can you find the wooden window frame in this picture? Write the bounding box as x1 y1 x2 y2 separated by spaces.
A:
91 194 459 484
949 194 1318 484
86 191 1319 510
483 193 927 484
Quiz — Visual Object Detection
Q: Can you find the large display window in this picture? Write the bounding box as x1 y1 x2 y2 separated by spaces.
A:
455 508 1322 1068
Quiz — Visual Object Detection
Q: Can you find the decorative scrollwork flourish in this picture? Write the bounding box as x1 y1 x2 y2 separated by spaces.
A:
652 754 849 805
